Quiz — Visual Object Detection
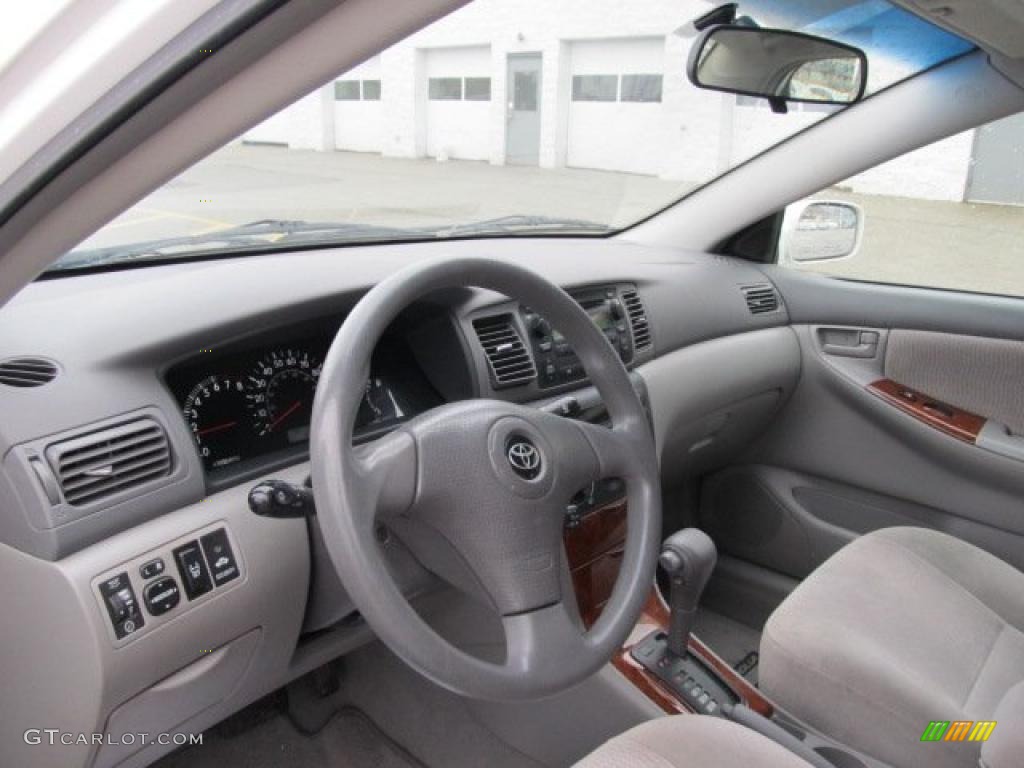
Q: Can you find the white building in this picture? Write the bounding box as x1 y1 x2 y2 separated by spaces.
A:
243 0 1023 205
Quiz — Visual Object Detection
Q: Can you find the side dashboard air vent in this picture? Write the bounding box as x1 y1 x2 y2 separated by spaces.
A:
472 314 537 388
742 284 781 315
0 357 58 387
45 418 173 506
622 290 652 350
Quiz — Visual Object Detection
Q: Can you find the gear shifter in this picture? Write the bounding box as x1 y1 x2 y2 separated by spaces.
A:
659 528 717 658
630 528 733 716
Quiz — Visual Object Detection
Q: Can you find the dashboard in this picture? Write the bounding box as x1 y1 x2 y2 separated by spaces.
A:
0 239 795 768
165 322 443 485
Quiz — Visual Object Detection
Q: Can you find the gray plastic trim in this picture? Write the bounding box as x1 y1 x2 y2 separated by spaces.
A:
639 326 801 483
0 463 309 768
978 421 1024 463
2 406 203 560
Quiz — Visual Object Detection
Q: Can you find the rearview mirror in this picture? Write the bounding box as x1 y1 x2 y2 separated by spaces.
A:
688 26 867 109
779 200 863 264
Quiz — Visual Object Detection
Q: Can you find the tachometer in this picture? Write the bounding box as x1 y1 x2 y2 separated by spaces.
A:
246 347 322 440
183 375 248 469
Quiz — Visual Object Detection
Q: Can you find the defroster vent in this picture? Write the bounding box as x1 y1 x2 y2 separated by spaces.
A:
0 357 58 387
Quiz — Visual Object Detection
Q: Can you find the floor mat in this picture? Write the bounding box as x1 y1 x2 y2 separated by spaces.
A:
155 707 424 768
692 607 763 686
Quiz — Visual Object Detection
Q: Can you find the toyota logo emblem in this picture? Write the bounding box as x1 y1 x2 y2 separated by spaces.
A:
506 437 542 479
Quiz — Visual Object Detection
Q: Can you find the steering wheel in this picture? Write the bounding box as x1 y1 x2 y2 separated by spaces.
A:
310 257 661 701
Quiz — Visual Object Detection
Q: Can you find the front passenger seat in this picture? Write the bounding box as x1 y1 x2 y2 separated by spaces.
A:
760 527 1024 768
575 715 814 767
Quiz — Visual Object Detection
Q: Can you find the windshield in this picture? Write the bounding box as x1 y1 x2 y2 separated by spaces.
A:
52 0 971 271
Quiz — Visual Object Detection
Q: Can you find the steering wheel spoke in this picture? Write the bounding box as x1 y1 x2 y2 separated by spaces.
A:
572 419 640 483
350 428 418 521
502 599 587 679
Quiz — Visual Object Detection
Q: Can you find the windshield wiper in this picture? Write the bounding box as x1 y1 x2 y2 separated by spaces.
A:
430 215 612 237
47 219 426 271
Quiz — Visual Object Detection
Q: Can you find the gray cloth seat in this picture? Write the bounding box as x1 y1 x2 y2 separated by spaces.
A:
574 715 813 767
760 527 1024 768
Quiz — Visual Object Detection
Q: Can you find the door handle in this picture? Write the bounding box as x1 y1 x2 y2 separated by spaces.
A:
818 327 880 358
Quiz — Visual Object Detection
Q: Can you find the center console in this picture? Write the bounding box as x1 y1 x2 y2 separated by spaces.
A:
564 507 773 718
564 510 883 768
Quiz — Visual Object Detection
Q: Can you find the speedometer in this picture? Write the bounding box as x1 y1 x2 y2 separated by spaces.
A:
246 347 322 441
183 375 248 469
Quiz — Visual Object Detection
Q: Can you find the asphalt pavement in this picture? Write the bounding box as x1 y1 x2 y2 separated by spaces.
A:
76 143 1023 298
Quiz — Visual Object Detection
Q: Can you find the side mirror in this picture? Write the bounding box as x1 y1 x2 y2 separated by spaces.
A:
687 25 867 111
779 200 863 264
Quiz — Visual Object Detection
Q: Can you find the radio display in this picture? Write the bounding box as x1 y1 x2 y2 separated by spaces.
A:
552 301 615 342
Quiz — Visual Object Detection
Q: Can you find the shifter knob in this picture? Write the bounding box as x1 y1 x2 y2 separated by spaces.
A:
659 528 717 657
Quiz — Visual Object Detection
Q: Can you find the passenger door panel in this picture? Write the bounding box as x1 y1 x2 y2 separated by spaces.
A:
702 270 1024 577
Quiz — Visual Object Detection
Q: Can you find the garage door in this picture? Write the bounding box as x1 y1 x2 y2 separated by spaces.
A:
566 37 667 176
424 46 492 162
334 56 383 153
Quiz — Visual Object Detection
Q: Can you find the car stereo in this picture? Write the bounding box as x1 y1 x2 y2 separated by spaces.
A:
520 284 636 389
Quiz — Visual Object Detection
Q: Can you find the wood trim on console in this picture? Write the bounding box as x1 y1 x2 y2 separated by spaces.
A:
868 378 985 444
609 590 774 717
565 499 628 627
564 502 773 718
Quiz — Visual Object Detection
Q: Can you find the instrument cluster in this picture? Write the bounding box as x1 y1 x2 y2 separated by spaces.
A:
166 331 439 481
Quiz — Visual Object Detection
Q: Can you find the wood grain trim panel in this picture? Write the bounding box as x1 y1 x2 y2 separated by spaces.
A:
564 499 627 568
564 503 773 718
620 590 775 718
868 378 985 443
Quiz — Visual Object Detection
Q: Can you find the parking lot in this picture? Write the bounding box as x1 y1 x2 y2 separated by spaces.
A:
78 144 1023 298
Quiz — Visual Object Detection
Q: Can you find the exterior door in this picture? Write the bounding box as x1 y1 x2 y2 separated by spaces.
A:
967 112 1024 205
506 54 542 166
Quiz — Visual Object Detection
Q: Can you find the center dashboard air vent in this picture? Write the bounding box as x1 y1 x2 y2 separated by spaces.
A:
45 418 173 506
622 289 652 350
472 314 537 388
742 284 781 315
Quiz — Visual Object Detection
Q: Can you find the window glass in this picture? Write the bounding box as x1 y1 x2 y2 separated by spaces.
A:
778 113 1024 298
362 79 381 100
572 74 617 102
333 80 360 101
428 77 462 100
620 74 662 103
464 77 491 101
512 70 537 111
56 0 976 272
